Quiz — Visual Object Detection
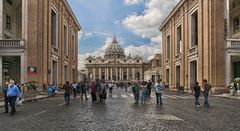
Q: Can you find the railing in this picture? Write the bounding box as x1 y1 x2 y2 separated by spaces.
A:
175 54 181 60
51 46 59 54
0 39 25 48
227 39 240 48
188 46 198 55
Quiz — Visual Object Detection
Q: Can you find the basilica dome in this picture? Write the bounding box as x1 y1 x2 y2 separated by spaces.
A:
105 35 125 59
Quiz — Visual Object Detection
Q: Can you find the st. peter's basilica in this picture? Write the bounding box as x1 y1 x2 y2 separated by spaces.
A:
85 36 149 82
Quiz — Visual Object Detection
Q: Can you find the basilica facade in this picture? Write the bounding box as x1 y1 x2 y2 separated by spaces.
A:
85 36 149 82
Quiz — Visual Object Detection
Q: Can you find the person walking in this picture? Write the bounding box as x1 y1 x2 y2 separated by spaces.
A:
63 81 72 105
80 81 88 101
192 82 201 108
132 82 139 104
147 80 152 97
109 82 113 94
90 81 97 103
7 79 20 115
202 79 212 107
99 81 107 103
154 79 164 105
141 82 148 104
2 81 9 113
72 82 78 98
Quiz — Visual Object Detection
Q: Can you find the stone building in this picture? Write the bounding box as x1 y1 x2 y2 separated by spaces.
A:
85 36 148 82
144 54 162 82
159 0 226 92
225 0 240 85
0 0 81 87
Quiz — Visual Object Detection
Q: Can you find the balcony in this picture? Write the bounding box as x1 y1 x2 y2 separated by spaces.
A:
188 46 198 56
175 54 181 61
226 39 240 53
0 39 25 49
227 39 240 48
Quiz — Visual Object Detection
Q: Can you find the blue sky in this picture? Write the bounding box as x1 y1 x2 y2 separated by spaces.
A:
67 0 179 69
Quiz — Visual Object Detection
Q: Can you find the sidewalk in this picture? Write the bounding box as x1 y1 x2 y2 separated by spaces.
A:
167 88 240 100
0 91 65 108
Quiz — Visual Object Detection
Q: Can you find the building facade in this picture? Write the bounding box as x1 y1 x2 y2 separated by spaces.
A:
144 54 162 82
0 0 81 87
225 0 240 85
159 0 226 92
85 36 148 82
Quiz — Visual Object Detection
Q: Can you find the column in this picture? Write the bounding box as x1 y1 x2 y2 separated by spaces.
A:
225 53 231 87
106 68 109 80
0 0 3 38
99 67 101 80
119 68 122 80
127 68 129 80
132 68 135 81
116 67 118 80
140 68 143 81
0 56 2 87
93 68 96 81
110 68 113 80
86 69 89 80
22 0 28 39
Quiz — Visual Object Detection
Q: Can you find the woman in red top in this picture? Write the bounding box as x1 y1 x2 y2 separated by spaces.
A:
90 81 97 103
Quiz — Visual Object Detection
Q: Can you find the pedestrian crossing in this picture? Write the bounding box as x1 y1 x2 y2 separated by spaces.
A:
84 93 194 100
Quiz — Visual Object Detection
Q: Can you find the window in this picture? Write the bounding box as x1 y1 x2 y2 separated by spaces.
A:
72 34 75 61
191 10 198 47
233 0 240 8
234 16 240 33
64 25 68 54
89 60 92 63
176 25 181 55
7 0 12 5
6 15 11 31
166 35 170 60
51 9 57 47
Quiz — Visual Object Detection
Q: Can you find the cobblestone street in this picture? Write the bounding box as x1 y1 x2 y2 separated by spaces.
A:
0 88 240 131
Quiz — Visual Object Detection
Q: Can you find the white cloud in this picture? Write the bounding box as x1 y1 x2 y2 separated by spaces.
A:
125 39 161 62
122 0 179 61
123 0 179 38
123 0 142 6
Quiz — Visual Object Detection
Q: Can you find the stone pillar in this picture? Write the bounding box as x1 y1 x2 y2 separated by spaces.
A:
127 68 129 80
120 68 122 80
121 68 123 80
99 67 101 80
0 0 3 38
225 53 231 87
116 67 118 80
93 68 96 81
140 68 143 81
86 69 89 80
20 54 26 85
106 68 109 81
132 68 135 81
110 68 113 81
0 56 2 87
22 0 28 39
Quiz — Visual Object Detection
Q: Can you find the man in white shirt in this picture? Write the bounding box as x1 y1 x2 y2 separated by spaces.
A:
154 79 164 105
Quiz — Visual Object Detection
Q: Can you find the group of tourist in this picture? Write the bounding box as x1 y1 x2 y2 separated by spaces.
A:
1 78 213 115
131 79 164 105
